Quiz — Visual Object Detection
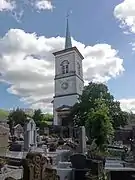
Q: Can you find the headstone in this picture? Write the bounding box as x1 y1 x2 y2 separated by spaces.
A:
70 153 86 169
14 124 23 138
44 127 49 136
42 145 48 154
85 160 104 180
37 134 41 143
69 126 73 139
71 154 88 180
0 125 9 156
78 126 86 154
24 118 37 151
23 152 60 180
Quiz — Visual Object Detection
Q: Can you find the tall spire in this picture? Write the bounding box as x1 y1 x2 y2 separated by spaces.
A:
65 13 72 49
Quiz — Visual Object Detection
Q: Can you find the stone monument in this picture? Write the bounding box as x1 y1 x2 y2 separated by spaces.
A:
24 118 37 151
78 126 86 154
23 152 60 180
14 124 24 138
0 125 9 156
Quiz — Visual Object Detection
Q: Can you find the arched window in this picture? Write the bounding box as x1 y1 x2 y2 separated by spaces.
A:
61 60 69 74
77 62 81 75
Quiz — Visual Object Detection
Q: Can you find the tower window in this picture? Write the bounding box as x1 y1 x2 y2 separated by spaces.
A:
61 60 69 74
66 65 68 73
77 62 81 75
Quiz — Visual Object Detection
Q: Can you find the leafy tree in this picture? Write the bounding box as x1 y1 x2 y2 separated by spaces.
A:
32 109 44 127
70 82 128 129
32 110 53 132
8 108 28 134
86 99 114 149
43 113 53 122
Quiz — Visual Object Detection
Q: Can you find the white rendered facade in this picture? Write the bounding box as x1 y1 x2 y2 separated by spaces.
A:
53 47 84 125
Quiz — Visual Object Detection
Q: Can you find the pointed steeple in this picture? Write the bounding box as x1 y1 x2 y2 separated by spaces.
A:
65 14 72 49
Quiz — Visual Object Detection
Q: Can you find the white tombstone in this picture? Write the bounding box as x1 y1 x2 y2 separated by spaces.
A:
24 118 37 151
14 124 24 138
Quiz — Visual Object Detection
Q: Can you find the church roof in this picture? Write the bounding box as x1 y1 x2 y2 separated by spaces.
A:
53 15 84 60
65 17 72 49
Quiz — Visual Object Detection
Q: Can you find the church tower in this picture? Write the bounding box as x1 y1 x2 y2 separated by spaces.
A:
53 17 84 125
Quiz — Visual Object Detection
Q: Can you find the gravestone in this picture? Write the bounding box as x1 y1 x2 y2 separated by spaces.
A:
44 127 49 136
37 133 42 143
78 126 86 154
70 153 87 169
23 152 60 180
14 124 24 139
24 118 37 151
70 154 88 180
0 125 9 156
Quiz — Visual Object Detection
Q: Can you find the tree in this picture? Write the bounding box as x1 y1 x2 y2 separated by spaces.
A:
8 108 28 134
86 99 114 150
32 109 44 127
70 82 128 129
32 110 53 131
43 113 53 122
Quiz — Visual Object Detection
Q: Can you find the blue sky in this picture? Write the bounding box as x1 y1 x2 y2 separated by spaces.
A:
0 0 135 112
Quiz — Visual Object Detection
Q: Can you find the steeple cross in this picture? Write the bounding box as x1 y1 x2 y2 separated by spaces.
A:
66 10 72 19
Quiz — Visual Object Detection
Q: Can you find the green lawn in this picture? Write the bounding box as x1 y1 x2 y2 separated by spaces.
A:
0 109 9 120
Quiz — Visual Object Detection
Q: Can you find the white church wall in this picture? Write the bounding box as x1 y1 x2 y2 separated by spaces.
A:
55 76 76 96
55 52 75 76
75 76 84 95
53 94 79 125
75 52 83 78
53 48 84 125
53 94 79 109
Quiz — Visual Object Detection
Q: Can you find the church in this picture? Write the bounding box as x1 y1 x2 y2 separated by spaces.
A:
52 17 84 125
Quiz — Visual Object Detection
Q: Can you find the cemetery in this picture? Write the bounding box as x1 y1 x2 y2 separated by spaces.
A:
0 114 135 180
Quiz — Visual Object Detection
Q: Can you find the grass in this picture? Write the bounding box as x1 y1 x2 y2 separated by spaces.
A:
0 109 9 121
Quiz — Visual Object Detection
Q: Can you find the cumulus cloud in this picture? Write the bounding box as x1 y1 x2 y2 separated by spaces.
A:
114 0 135 33
0 0 54 21
35 0 54 10
0 29 124 112
119 99 135 113
0 0 16 11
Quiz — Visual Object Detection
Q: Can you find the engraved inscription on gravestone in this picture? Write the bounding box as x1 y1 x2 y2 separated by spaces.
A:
0 125 9 156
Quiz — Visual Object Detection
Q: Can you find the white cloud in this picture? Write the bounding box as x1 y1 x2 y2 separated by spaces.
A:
0 29 124 112
0 0 16 11
114 0 135 33
35 0 54 10
113 0 135 113
0 0 54 20
119 99 135 113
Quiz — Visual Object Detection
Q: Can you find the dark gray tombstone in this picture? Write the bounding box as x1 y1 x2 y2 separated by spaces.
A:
70 154 88 180
78 126 86 154
70 153 87 169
